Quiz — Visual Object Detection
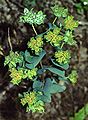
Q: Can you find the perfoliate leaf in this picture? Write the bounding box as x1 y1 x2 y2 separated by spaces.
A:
43 78 66 95
38 66 65 77
24 50 33 63
37 68 46 74
39 94 51 103
33 80 43 91
25 50 46 69
46 67 65 77
51 59 69 70
33 78 66 103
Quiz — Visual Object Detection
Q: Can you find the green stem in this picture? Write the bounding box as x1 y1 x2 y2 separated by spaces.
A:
53 17 57 24
61 42 64 48
32 24 43 69
32 24 38 35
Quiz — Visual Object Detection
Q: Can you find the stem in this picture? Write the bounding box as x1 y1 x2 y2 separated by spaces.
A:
61 42 64 48
32 24 38 35
13 29 19 45
53 17 57 24
40 61 43 69
8 28 12 51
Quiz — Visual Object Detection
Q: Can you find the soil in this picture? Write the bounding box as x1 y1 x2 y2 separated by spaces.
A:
0 0 88 120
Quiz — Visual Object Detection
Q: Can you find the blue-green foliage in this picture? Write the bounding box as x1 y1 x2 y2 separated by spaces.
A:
51 59 69 70
33 78 66 103
25 50 46 69
4 5 78 113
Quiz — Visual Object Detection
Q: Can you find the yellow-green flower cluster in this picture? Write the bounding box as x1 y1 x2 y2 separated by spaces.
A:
26 68 37 79
51 5 68 18
20 92 44 113
10 68 37 85
68 70 78 84
53 27 61 35
10 68 25 85
4 51 23 69
20 8 46 25
44 27 63 46
27 36 43 54
64 16 79 30
55 50 71 64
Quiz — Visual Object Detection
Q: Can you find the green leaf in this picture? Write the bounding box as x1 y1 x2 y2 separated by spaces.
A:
33 80 43 91
43 78 66 96
70 103 88 120
38 66 65 77
46 67 65 77
25 63 33 69
33 80 52 103
51 59 69 70
39 94 51 103
33 78 66 103
25 50 46 69
24 50 33 63
38 68 46 74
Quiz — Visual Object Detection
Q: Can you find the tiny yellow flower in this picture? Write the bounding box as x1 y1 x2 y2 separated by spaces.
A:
53 27 61 35
68 70 78 84
64 16 79 30
10 68 23 85
20 91 45 113
27 36 43 54
55 50 71 64
27 68 37 80
44 27 63 46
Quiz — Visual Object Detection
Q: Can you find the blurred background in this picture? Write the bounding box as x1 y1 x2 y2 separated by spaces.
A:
0 0 88 120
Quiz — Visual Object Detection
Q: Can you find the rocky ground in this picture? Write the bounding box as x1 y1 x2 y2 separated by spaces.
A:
0 0 88 120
